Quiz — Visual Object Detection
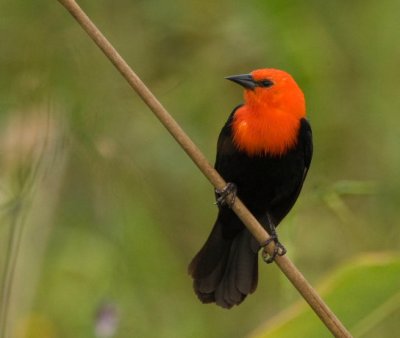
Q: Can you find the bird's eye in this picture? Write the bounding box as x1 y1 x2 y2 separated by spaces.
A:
259 79 274 87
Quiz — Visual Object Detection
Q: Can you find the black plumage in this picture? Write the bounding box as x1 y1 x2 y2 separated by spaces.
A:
188 107 313 308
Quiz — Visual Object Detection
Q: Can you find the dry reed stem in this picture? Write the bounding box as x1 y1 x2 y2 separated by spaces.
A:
57 1 353 337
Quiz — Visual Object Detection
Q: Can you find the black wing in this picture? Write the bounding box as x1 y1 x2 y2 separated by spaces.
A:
302 118 313 171
268 118 313 225
214 105 242 178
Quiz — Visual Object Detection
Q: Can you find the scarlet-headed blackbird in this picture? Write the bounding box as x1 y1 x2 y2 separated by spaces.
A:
188 69 313 308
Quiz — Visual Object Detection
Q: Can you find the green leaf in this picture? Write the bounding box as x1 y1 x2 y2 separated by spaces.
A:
249 253 400 338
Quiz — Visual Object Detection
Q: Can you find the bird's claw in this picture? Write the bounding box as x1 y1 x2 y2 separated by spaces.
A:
261 236 287 264
215 182 237 208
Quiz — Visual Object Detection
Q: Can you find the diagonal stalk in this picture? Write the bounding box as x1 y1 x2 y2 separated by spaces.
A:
57 1 353 337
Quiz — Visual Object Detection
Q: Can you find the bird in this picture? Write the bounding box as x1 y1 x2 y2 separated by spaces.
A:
188 68 313 309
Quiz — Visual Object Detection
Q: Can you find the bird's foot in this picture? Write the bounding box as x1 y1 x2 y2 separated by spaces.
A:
215 182 237 208
261 236 287 264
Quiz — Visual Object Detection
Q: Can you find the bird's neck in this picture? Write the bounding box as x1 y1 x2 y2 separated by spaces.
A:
231 105 301 156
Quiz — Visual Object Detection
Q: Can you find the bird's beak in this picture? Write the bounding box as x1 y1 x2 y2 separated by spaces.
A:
225 73 257 90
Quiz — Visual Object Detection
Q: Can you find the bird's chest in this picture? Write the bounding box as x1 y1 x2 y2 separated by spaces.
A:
232 107 300 157
226 150 304 211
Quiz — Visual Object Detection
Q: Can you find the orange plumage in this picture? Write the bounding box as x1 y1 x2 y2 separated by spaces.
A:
232 69 306 156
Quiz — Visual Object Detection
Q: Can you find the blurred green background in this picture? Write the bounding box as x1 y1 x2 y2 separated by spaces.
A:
1 1 400 337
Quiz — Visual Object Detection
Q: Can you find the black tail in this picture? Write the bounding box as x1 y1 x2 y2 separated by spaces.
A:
188 219 259 308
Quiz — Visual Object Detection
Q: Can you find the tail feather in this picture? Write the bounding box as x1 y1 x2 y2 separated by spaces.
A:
236 231 259 295
215 235 243 308
188 219 230 279
188 220 259 308
193 252 227 295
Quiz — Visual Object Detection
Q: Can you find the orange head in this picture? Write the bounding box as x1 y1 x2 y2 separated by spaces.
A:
226 68 306 156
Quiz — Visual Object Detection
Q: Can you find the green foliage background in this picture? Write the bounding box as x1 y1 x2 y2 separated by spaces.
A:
0 1 399 337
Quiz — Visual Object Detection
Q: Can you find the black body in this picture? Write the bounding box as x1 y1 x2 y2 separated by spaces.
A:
188 106 313 308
